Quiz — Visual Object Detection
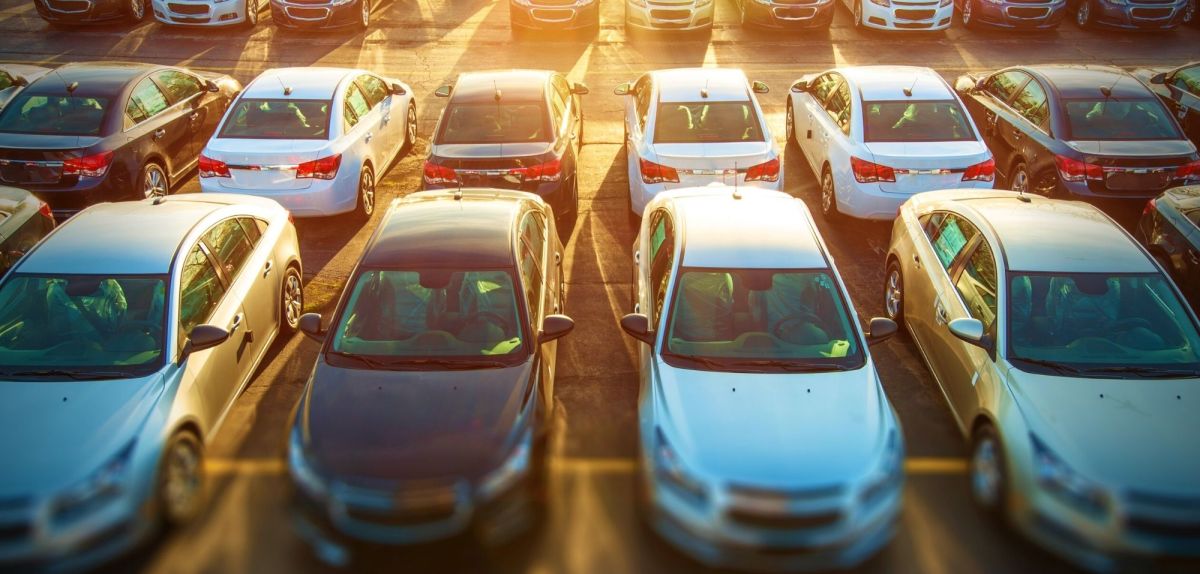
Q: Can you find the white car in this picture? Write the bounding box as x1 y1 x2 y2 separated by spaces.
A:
619 186 903 571
843 0 954 30
152 0 269 27
787 66 993 221
615 68 781 220
625 0 715 32
199 67 417 219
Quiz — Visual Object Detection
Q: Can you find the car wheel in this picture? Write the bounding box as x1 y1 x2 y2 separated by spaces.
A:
358 0 370 29
242 0 258 28
1184 0 1196 25
157 430 204 527
820 167 841 221
970 424 1008 516
280 265 304 335
1009 160 1031 195
960 0 978 28
126 0 147 22
402 102 418 155
785 101 797 147
854 0 866 29
884 260 905 326
355 165 375 220
1075 0 1094 27
141 162 169 200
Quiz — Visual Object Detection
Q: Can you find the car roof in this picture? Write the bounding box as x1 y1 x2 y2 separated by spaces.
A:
1025 65 1153 100
245 67 357 100
361 189 534 268
0 185 37 232
839 66 954 101
1159 185 1200 213
653 68 751 103
668 188 829 269
451 70 551 104
24 62 156 98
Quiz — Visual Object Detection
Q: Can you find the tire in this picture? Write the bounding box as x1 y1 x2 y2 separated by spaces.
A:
354 165 375 220
1010 159 1056 197
854 0 866 30
960 0 978 28
357 0 370 30
884 260 905 327
1075 0 1094 28
141 162 169 200
280 265 304 335
241 0 259 29
402 102 417 156
126 0 148 22
1184 0 1196 25
157 430 205 528
969 424 1008 517
820 167 841 221
785 101 797 147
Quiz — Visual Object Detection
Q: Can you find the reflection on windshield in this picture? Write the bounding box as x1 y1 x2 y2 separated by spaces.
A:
438 103 548 144
219 99 330 140
653 102 764 144
1064 99 1180 141
0 95 108 136
0 275 166 376
863 101 975 143
663 268 864 372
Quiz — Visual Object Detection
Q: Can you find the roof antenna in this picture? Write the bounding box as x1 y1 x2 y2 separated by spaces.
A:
275 75 292 96
454 176 463 201
493 80 502 102
903 74 917 98
701 78 709 99
1100 75 1120 101
66 81 78 94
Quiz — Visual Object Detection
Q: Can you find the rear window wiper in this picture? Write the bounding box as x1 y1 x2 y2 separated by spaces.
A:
1080 365 1200 379
0 369 135 380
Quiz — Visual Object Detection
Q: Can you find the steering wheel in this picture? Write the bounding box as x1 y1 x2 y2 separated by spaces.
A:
116 321 163 340
462 311 511 334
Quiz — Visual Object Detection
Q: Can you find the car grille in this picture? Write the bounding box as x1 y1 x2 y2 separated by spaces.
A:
1007 0 1051 4
344 503 457 527
895 8 936 19
531 8 574 19
774 6 817 17
1125 516 1200 540
168 3 209 14
0 521 32 544
772 0 822 5
286 0 331 4
650 8 692 19
727 508 842 530
336 480 461 528
724 483 845 532
46 0 90 12
1131 0 1175 4
284 6 328 18
894 20 934 27
1105 170 1171 192
1130 7 1172 17
1007 6 1049 17
529 0 577 6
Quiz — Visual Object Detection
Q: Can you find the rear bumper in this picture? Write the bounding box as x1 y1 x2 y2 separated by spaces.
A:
839 180 993 220
742 1 836 28
152 0 250 26
968 1 1068 28
1057 177 1198 201
199 176 357 217
14 177 126 221
509 1 599 30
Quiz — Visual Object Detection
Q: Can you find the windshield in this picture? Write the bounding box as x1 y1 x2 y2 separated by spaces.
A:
0 275 167 378
1064 99 1180 141
653 101 764 144
662 268 865 372
437 102 548 144
1008 272 1200 377
863 100 975 142
328 269 527 368
0 95 108 136
218 98 330 139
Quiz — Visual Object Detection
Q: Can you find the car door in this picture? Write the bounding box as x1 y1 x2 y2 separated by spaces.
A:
357 74 400 160
152 70 208 166
518 210 554 411
552 75 581 157
907 212 981 376
342 81 378 170
626 75 653 190
636 208 675 393
176 241 246 430
1178 207 1200 305
933 236 1000 422
967 70 1031 177
1001 77 1054 181
204 217 275 366
125 77 191 187
799 73 841 175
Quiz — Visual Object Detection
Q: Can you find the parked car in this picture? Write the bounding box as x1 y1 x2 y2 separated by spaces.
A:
619 186 902 571
0 65 50 112
0 62 242 220
1137 185 1200 309
271 0 373 29
844 0 953 30
733 0 836 29
787 66 993 221
0 186 55 276
625 0 715 33
35 0 151 24
884 188 1200 573
1134 61 1200 146
1071 0 1189 29
1185 0 1196 24
199 67 415 219
287 188 573 555
953 65 1200 201
509 0 600 37
0 193 302 571
423 70 585 223
615 68 780 221
955 0 1068 29
151 0 269 27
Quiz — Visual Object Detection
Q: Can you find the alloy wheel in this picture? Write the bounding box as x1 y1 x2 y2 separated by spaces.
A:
885 267 903 320
962 0 973 25
821 171 835 215
144 164 168 199
1011 165 1029 195
359 168 375 217
407 104 418 147
361 0 370 27
162 439 201 522
971 435 1003 508
131 0 144 20
1076 1 1091 26
283 269 303 330
785 104 795 143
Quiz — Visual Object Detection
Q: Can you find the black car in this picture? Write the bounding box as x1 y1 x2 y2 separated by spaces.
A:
423 70 586 222
509 0 600 37
35 0 150 25
1137 185 1200 309
953 65 1200 202
1135 61 1200 146
1070 0 1189 29
734 0 835 29
287 188 574 554
0 62 241 219
0 185 54 276
271 0 373 30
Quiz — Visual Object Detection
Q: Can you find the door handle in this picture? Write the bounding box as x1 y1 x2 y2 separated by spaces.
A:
230 313 244 332
1189 251 1200 266
365 133 373 144
912 253 921 267
153 128 166 139
263 260 273 278
806 130 812 139
383 114 391 124
189 111 200 122
934 302 949 325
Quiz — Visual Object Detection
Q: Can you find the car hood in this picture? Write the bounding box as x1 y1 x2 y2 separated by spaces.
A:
430 142 553 159
299 359 533 482
653 361 888 488
0 373 163 495
1008 371 1200 494
0 134 102 151
1066 139 1197 158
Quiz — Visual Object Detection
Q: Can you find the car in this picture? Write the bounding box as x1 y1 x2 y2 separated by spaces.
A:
787 66 994 221
1185 0 1196 24
35 0 151 24
883 188 1200 573
954 0 1068 30
199 67 416 219
615 68 780 221
0 193 303 571
1070 0 1189 29
0 185 55 276
151 0 270 27
732 0 836 30
953 65 1200 201
509 0 600 37
1136 185 1200 310
624 0 715 33
618 186 903 571
423 70 586 223
844 0 953 31
271 0 373 30
287 188 574 556
0 62 242 220
1134 61 1200 146
0 64 51 112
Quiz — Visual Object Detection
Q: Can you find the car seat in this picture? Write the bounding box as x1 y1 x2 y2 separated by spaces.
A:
672 272 734 342
1045 277 1120 343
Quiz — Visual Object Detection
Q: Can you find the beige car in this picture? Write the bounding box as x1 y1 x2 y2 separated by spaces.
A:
884 189 1200 572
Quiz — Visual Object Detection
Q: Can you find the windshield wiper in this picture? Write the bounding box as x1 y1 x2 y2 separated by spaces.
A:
378 358 512 370
325 351 389 370
1080 365 1200 379
1011 357 1084 376
727 359 855 373
0 369 136 380
664 353 734 371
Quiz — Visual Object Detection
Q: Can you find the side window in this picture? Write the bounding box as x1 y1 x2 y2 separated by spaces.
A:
810 74 839 105
127 78 170 126
648 211 675 324
550 92 566 134
343 84 370 131
517 212 547 319
823 81 852 136
238 217 263 245
954 242 999 331
551 76 572 109
179 245 227 336
358 75 389 109
1172 66 1200 97
928 213 979 270
203 219 255 281
1011 80 1049 131
153 70 202 103
0 71 14 91
634 76 652 131
985 71 1030 104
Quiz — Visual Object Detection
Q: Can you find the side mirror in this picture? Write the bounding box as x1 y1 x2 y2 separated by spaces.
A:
948 317 994 353
619 313 655 345
954 75 978 95
182 324 230 360
571 82 590 96
613 82 632 97
789 80 808 93
865 317 898 346
13 76 27 87
538 314 575 344
1149 72 1167 85
205 79 220 93
299 313 325 341
391 82 407 96
751 81 770 94
434 85 452 98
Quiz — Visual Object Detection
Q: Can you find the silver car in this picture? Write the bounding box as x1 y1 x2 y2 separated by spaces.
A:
620 186 903 571
0 194 302 570
885 189 1200 572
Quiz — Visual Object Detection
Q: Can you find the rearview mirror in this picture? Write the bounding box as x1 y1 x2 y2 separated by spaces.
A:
299 313 325 341
205 79 220 93
182 324 230 360
789 80 808 93
1149 72 1167 85
751 81 769 94
613 82 632 97
571 82 590 95
620 313 655 345
539 314 575 344
391 82 407 96
865 317 898 346
434 85 452 98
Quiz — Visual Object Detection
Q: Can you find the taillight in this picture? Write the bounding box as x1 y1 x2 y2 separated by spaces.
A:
513 158 561 183
1143 197 1158 217
745 158 780 182
1176 160 1200 180
296 154 341 180
1054 155 1103 182
61 151 113 178
198 155 230 178
639 158 679 184
37 200 52 220
423 160 458 185
962 158 996 182
287 211 295 224
850 156 895 183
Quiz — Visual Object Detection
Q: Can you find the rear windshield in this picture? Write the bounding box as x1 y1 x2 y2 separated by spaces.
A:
653 101 764 144
437 102 549 144
1064 99 1180 141
863 101 975 142
0 95 108 136
219 98 330 139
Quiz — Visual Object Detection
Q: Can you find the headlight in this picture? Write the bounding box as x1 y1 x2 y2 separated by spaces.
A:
1032 435 1109 518
939 0 952 6
859 430 903 506
329 0 355 5
477 429 533 501
53 442 134 523
288 427 327 501
1107 0 1126 4
654 429 708 506
869 0 891 6
753 0 772 4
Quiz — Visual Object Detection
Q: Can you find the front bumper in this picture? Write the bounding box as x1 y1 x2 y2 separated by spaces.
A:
34 0 127 23
860 2 954 30
742 0 836 28
152 0 250 26
1090 1 1186 29
510 1 599 30
625 2 715 30
200 175 358 217
0 494 152 573
970 0 1068 28
270 0 360 28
